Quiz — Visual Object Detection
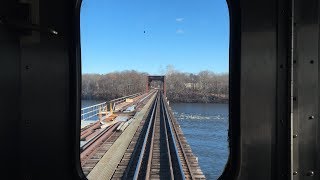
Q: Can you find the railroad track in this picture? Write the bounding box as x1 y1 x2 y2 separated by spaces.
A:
164 96 206 180
80 91 156 176
113 91 205 180
112 93 158 179
81 122 122 175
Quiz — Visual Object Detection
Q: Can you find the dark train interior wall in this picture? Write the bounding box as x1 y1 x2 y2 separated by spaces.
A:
0 0 80 179
0 1 20 179
0 0 320 180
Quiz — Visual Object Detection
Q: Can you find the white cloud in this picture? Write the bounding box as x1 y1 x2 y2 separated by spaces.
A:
175 18 184 22
176 29 184 34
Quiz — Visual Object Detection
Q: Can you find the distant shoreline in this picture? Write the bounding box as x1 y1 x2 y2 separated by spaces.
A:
82 70 229 104
81 97 229 104
169 100 229 104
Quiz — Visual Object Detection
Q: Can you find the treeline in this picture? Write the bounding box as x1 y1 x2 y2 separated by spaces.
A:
82 70 147 100
82 69 228 103
165 67 228 103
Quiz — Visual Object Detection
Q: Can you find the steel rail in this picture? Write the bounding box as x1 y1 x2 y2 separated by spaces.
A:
132 93 159 180
121 91 158 179
162 93 188 180
160 95 175 180
145 94 159 179
109 92 142 102
122 91 190 179
80 122 119 153
80 121 101 139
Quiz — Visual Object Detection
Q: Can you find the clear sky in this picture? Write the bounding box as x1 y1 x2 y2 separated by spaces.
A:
80 0 229 75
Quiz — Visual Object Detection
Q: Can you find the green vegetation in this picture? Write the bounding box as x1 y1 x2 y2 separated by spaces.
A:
82 67 228 103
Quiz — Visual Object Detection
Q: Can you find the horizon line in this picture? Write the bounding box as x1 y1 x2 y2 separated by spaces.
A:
82 69 229 75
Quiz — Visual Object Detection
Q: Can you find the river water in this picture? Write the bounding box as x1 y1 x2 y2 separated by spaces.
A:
171 103 229 180
81 100 229 179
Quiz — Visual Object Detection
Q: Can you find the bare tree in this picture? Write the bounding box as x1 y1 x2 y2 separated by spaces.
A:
82 68 229 103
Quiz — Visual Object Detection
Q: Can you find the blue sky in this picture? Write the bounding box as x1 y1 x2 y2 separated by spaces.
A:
80 0 229 75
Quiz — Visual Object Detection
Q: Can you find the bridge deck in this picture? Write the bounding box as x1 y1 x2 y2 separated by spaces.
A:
81 91 205 180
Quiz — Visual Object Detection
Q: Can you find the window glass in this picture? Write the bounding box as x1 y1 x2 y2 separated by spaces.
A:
80 0 229 179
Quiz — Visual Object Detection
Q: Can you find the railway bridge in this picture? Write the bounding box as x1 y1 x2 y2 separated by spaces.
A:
80 89 205 180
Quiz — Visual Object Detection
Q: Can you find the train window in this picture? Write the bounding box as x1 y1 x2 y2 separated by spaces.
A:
80 0 229 179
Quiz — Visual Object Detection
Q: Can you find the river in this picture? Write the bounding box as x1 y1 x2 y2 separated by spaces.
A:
171 103 229 179
81 100 229 179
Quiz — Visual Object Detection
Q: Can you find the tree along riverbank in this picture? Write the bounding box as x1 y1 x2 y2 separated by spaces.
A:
82 68 228 103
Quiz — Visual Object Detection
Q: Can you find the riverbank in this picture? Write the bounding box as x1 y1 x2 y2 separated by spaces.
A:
166 92 228 103
81 96 229 104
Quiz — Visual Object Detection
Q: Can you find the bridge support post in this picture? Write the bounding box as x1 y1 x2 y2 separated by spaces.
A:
109 102 113 114
98 107 102 121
